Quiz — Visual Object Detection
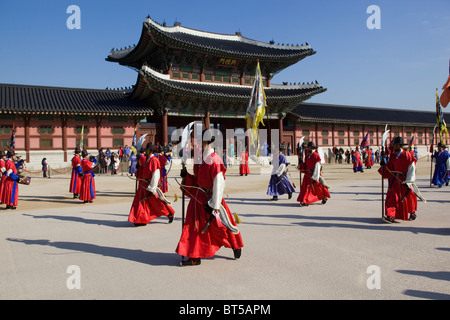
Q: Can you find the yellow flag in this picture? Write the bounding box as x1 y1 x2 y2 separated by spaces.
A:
245 61 267 153
436 89 448 144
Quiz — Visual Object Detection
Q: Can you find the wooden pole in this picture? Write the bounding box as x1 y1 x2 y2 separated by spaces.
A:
381 166 385 221
181 163 186 229
430 125 437 187
429 152 433 188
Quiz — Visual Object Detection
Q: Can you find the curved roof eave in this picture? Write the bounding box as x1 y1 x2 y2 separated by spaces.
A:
130 65 327 102
107 15 316 65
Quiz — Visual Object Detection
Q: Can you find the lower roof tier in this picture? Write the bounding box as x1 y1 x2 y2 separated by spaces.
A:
129 65 327 117
290 103 438 126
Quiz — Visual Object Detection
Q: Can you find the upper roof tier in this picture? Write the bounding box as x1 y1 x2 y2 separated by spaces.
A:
106 16 316 73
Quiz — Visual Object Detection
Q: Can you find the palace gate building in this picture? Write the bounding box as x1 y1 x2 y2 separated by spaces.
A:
106 15 326 146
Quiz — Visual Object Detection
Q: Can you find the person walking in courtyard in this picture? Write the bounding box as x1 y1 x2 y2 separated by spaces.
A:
267 146 295 201
1 150 20 210
129 150 137 176
79 150 96 204
41 158 48 178
239 149 250 176
379 137 418 223
364 147 373 169
176 130 243 266
69 147 83 199
297 142 330 207
352 146 364 173
0 150 6 204
431 142 450 188
128 143 175 227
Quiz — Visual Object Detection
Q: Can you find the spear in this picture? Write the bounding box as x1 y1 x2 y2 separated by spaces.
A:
429 125 437 187
135 133 148 192
297 137 305 189
380 124 390 221
180 122 194 229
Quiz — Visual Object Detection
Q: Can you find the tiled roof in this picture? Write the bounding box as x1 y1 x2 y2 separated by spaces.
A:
0 83 153 116
134 65 326 102
107 16 315 69
290 102 437 126
145 17 314 61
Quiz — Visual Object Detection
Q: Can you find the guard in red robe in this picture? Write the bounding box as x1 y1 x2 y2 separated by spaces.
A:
352 147 364 172
176 131 243 266
79 150 96 203
128 143 175 226
379 137 418 223
364 147 374 169
69 147 82 199
297 142 331 206
0 150 6 203
1 150 20 209
239 151 250 176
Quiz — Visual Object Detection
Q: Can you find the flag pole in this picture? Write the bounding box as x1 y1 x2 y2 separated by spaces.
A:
380 165 384 220
430 125 437 187
380 125 389 221
182 162 185 229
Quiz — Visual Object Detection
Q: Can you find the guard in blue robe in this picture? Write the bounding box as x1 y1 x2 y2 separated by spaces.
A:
267 148 295 201
432 143 450 187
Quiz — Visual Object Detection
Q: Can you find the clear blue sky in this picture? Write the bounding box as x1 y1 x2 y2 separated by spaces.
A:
0 0 449 111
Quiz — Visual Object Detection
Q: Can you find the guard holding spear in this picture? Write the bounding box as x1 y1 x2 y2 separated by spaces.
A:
379 137 422 223
175 128 243 266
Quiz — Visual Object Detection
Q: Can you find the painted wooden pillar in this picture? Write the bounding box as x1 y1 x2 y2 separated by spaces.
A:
204 111 210 130
162 110 168 145
24 116 30 163
96 117 101 150
314 123 318 146
62 117 67 162
279 117 284 144
331 123 335 148
347 124 351 147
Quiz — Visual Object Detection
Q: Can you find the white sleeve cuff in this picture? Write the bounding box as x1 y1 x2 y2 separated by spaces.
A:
312 162 321 181
147 169 160 193
404 162 416 183
276 163 286 177
208 172 225 210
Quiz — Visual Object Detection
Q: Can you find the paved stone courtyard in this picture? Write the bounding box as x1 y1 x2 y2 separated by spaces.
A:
1 160 449 300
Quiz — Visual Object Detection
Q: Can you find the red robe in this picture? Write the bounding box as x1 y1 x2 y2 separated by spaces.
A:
128 155 175 224
79 159 96 202
176 152 243 258
365 149 374 167
378 150 417 220
239 152 250 175
297 151 330 204
69 154 82 194
1 159 19 206
0 159 6 200
353 151 363 171
136 154 146 180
